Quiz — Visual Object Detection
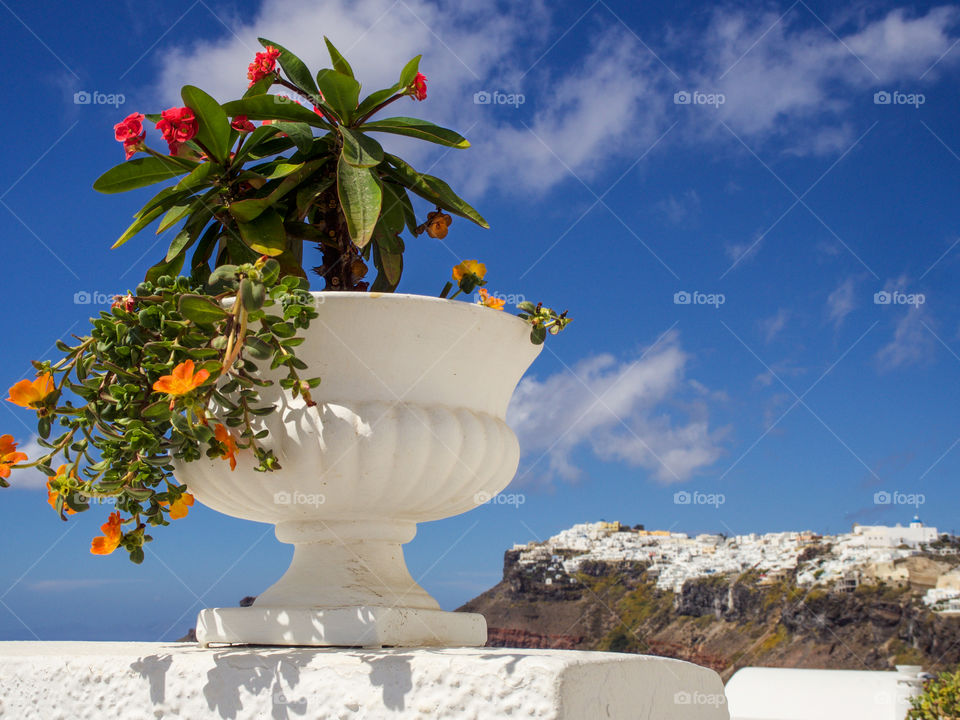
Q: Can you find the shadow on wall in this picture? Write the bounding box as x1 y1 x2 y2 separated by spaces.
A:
129 647 421 719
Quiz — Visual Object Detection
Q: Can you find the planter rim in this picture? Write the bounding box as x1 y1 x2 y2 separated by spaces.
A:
309 290 533 331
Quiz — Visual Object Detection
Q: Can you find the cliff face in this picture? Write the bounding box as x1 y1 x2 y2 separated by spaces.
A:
458 551 960 679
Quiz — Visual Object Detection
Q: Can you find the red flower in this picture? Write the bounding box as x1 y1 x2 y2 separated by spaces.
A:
411 72 427 101
114 112 146 160
247 46 281 88
111 294 136 313
155 107 198 155
114 112 144 142
230 115 256 132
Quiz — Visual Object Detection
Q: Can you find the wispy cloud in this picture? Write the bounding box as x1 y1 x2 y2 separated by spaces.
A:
688 5 960 153
826 277 857 328
507 332 727 485
760 309 789 342
876 308 935 371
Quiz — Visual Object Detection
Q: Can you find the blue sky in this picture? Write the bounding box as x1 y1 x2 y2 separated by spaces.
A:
1 0 959 641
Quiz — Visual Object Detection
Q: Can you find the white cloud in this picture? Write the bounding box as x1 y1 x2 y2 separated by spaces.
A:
506 332 726 484
827 277 857 327
655 190 701 226
688 6 960 152
844 7 960 79
876 308 935 371
148 1 960 196
760 309 789 342
6 436 49 490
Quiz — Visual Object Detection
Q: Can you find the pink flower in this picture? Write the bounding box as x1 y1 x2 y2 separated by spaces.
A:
411 72 427 101
155 107 198 155
230 115 256 132
115 113 146 160
114 113 144 142
247 46 281 88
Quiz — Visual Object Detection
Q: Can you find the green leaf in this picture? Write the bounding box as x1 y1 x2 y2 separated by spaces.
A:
324 36 355 78
237 208 287 256
382 154 488 228
244 76 274 97
229 158 326 223
363 117 469 148
258 38 321 99
260 258 281 285
315 69 361 123
190 223 220 280
531 324 547 345
166 227 196 262
157 197 197 234
371 240 402 291
337 157 382 248
165 195 214 261
113 189 191 249
222 95 331 129
354 85 401 123
295 177 335 218
340 127 384 167
181 85 231 163
399 55 421 88
142 400 172 420
144 253 185 284
380 181 412 234
207 264 239 293
233 124 282 165
240 278 266 311
270 122 314 153
244 336 273 360
178 294 229 324
174 159 217 192
93 156 195 194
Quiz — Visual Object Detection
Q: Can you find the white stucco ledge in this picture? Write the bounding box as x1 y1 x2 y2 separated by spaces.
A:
0 642 729 719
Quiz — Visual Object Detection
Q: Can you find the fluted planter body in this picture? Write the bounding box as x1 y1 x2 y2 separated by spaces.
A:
176 293 540 647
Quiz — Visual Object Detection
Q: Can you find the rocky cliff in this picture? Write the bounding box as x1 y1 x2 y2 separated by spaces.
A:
458 550 960 679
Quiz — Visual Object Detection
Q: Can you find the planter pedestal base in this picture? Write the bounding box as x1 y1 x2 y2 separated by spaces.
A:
196 606 487 648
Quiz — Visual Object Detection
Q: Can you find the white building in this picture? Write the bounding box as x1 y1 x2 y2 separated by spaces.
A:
851 517 938 548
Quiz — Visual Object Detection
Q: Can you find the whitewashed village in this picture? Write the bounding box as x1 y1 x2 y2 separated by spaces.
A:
512 517 960 613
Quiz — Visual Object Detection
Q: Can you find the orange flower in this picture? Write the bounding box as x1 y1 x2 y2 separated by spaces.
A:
478 288 506 311
152 360 209 396
90 512 123 555
452 260 486 283
214 424 238 471
46 465 77 515
7 373 55 409
424 211 451 239
0 434 27 480
161 492 195 520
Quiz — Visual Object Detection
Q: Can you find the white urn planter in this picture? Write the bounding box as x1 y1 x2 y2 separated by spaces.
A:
176 292 541 647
